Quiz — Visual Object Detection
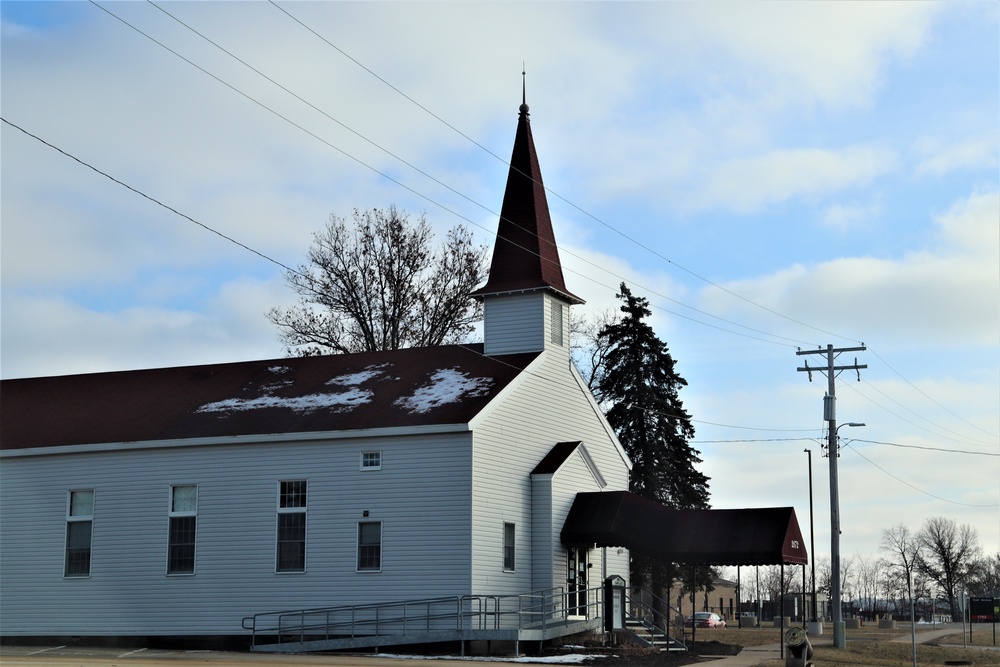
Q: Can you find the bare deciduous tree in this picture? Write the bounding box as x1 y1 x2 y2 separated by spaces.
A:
269 206 489 355
917 516 982 619
854 555 889 619
881 523 923 618
569 308 620 396
968 552 1000 597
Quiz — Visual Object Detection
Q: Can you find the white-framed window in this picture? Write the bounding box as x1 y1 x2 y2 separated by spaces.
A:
276 480 307 572
360 451 382 471
503 522 516 572
357 521 382 572
550 301 564 346
65 489 94 577
167 484 197 575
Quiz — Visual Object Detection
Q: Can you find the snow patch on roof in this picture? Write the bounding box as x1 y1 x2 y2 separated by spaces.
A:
196 388 372 414
394 368 494 414
260 379 294 393
327 363 391 387
194 363 397 415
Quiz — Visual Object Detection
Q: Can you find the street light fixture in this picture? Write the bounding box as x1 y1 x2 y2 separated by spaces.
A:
830 420 865 649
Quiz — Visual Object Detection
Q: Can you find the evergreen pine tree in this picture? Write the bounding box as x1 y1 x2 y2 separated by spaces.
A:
597 283 712 614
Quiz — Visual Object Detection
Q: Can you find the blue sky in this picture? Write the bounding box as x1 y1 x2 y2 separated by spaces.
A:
2 1 997 564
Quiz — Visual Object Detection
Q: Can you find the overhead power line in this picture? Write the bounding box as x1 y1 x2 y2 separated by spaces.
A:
264 1 993 443
843 381 998 450
1 114 809 438
844 444 999 508
850 438 999 457
88 0 811 349
6 119 987 509
867 347 1000 441
1 117 300 278
266 0 862 347
26 1 994 448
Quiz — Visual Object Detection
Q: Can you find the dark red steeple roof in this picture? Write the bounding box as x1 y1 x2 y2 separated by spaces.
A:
471 102 583 304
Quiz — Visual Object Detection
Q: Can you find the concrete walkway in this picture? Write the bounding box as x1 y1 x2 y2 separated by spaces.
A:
693 641 784 666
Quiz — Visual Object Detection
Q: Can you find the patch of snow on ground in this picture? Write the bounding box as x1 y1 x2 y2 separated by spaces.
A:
394 368 493 413
328 364 390 386
196 388 372 414
377 654 606 664
267 366 292 374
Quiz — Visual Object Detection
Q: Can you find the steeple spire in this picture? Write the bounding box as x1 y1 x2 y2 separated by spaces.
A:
471 95 583 305
521 64 527 111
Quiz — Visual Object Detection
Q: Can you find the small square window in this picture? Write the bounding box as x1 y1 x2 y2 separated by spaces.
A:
171 484 197 514
279 480 307 509
70 489 95 517
360 451 382 471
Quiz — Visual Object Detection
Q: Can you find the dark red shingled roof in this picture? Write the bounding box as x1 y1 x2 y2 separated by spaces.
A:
561 491 808 566
0 345 539 451
470 103 583 304
531 441 582 474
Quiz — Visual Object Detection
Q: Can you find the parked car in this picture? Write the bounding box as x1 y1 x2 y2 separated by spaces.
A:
684 612 726 628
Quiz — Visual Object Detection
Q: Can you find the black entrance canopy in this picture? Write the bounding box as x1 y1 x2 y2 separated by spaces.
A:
561 491 808 566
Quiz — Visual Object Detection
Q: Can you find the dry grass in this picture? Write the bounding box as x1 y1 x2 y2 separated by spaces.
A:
701 624 1000 667
755 641 1000 667
934 631 1000 647
684 624 911 646
686 627 783 647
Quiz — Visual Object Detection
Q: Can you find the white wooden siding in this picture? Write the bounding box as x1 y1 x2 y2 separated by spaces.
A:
0 432 473 636
529 474 554 592
549 448 614 594
482 293 544 355
532 445 615 593
471 350 631 596
542 293 570 361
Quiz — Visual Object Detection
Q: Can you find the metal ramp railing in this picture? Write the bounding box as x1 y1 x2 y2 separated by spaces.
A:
625 589 687 652
242 586 604 654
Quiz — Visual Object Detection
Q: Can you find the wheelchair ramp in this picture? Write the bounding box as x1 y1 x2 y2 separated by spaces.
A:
244 588 603 655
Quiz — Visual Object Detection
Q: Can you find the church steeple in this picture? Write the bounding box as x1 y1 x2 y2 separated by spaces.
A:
472 95 583 357
470 98 583 305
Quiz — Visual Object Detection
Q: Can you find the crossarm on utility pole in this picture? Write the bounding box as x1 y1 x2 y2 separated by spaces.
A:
796 364 868 373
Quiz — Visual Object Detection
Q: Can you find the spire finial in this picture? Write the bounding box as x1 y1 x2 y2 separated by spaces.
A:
520 64 529 114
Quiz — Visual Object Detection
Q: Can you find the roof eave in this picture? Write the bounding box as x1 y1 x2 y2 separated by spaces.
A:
469 284 585 305
0 422 475 458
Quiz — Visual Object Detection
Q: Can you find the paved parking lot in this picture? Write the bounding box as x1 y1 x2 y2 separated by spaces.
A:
0 645 526 667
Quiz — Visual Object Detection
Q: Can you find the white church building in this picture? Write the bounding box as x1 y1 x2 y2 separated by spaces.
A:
1 98 634 652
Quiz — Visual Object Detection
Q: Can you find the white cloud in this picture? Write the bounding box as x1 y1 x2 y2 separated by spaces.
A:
0 276 291 379
821 200 883 232
676 2 937 109
915 134 999 177
694 145 897 213
1 0 995 558
699 190 999 345
933 188 1000 259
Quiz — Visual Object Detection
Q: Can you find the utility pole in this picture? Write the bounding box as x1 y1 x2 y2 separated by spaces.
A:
796 344 866 649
